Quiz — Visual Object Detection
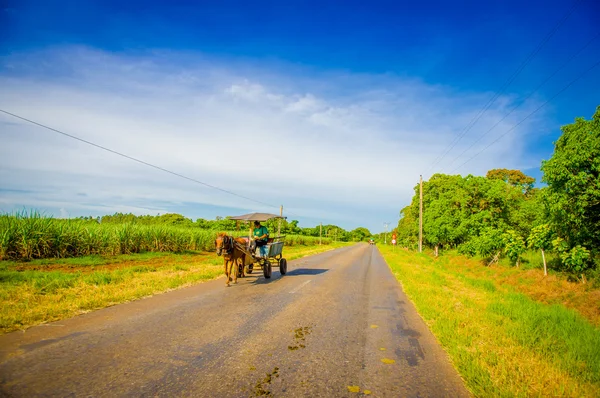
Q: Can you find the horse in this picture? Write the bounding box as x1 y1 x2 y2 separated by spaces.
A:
215 233 248 287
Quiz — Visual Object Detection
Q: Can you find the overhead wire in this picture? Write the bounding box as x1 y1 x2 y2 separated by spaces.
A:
451 57 600 172
0 108 303 217
426 0 583 174
445 30 600 170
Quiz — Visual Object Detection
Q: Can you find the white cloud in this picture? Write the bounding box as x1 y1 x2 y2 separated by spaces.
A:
0 47 547 231
285 94 324 114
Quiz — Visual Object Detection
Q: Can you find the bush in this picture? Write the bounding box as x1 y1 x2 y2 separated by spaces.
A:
553 237 593 273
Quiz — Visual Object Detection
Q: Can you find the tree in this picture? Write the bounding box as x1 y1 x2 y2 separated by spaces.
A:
396 171 534 253
475 227 505 260
421 174 467 250
196 218 211 229
213 217 237 231
541 106 600 264
157 213 193 226
552 237 592 279
459 175 517 238
561 246 591 277
350 227 371 242
502 230 526 267
396 205 418 248
487 168 535 195
527 224 553 276
286 220 302 235
324 225 344 242
509 188 545 239
101 212 138 224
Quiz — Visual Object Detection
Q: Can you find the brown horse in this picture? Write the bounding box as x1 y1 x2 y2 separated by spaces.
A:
215 233 248 287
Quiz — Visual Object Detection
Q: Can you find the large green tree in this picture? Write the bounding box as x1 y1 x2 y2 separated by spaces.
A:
350 227 371 241
486 168 535 195
397 205 418 248
396 171 536 253
420 174 468 248
541 106 600 259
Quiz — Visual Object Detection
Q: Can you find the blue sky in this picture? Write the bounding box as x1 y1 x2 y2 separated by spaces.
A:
1 0 599 232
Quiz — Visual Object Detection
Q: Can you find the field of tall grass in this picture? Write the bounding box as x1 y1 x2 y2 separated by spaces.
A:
0 212 330 261
379 246 600 396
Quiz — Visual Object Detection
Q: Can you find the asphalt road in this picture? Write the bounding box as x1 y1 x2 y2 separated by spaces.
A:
0 244 469 397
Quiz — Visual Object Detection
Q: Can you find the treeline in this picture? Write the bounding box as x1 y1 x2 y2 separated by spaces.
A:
397 106 600 277
97 213 373 242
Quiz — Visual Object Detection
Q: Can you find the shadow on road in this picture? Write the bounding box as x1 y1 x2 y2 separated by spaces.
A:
235 267 329 286
250 276 279 285
285 268 329 276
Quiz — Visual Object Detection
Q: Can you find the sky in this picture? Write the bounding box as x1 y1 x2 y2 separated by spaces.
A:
1 0 599 233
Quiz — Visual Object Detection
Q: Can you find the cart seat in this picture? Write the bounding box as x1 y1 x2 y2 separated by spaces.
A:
252 241 284 258
266 241 284 257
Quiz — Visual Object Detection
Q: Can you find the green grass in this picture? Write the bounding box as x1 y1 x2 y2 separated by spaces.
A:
379 246 600 397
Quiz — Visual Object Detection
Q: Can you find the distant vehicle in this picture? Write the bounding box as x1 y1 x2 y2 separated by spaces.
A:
369 239 375 245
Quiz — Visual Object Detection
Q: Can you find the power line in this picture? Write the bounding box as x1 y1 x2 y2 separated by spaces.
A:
445 30 600 170
427 0 582 174
452 58 600 172
0 108 285 211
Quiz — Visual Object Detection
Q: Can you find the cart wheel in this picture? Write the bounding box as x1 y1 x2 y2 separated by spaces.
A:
247 264 253 274
279 258 287 275
263 261 272 279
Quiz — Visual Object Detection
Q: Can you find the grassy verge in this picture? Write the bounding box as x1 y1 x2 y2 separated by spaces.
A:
379 246 600 397
0 242 349 334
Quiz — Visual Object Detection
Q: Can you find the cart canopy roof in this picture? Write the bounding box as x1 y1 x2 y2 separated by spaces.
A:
228 212 286 222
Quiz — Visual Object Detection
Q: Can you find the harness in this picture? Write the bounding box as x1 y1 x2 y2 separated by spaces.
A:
217 236 248 256
216 235 234 255
215 235 248 256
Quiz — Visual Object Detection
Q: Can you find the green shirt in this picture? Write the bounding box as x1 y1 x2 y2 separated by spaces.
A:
253 226 269 240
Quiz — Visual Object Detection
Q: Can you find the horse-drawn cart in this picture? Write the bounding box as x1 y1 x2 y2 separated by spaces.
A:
228 212 288 279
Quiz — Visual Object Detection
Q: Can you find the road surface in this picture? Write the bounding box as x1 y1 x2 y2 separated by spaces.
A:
0 244 469 397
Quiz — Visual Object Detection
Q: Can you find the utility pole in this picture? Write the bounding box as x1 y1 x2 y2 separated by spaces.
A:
419 175 423 253
278 205 283 237
383 222 390 244
319 222 322 245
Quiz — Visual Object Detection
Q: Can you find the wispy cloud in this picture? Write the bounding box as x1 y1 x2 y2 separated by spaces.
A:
0 47 547 230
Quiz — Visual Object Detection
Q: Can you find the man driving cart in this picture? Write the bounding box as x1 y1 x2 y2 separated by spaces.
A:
227 212 287 279
250 220 269 257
